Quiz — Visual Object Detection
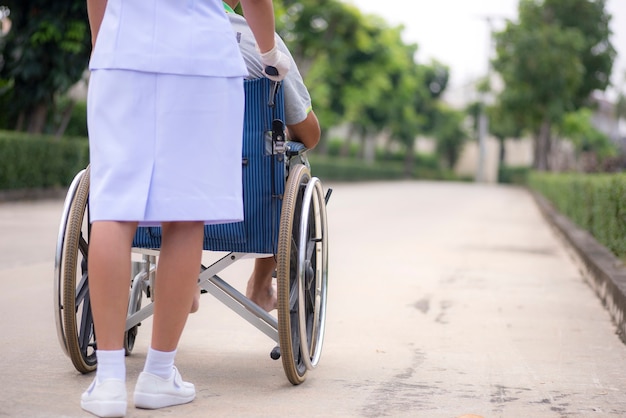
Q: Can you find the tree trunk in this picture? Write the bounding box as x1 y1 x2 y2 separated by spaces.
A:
339 124 357 158
534 119 552 171
403 147 415 178
15 111 24 131
359 127 375 163
358 131 365 160
499 138 506 165
362 133 376 163
55 100 76 140
26 103 49 134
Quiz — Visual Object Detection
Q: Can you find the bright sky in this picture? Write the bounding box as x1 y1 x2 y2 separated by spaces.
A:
346 0 626 98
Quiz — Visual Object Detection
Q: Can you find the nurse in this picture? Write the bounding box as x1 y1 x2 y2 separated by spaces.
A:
81 1 290 417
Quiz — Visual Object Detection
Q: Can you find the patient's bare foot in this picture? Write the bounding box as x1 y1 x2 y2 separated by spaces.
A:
190 286 201 313
246 257 278 312
246 277 277 312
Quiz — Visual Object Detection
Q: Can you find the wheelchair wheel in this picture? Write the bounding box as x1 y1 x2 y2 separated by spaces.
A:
58 166 97 373
277 164 329 385
54 168 88 358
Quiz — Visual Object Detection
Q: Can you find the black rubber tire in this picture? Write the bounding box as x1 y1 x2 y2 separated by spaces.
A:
61 166 97 373
277 164 329 384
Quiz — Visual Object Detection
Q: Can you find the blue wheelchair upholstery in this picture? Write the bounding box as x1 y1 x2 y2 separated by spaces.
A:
132 78 286 254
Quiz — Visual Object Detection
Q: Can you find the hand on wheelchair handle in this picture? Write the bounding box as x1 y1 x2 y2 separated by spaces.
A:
260 45 290 82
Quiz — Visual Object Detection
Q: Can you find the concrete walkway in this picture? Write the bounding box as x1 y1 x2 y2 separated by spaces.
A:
1 181 626 417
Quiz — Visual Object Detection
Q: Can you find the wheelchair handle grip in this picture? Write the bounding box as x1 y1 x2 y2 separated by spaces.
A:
265 65 279 77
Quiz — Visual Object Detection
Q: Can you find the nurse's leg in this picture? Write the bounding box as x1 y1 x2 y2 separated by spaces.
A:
133 221 202 409
89 221 139 350
83 222 137 418
150 221 204 351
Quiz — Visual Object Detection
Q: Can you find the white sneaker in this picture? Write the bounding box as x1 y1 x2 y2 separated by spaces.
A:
133 366 195 409
81 378 127 417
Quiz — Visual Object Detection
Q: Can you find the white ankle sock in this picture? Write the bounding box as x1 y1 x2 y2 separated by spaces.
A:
95 349 126 382
143 347 176 379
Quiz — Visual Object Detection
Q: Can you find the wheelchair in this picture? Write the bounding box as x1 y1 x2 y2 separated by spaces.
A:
53 78 330 385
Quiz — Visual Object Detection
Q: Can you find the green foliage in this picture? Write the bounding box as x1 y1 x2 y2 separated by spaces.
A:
307 154 456 182
0 1 91 132
308 155 406 181
493 2 586 128
542 0 616 105
560 108 616 159
0 130 455 189
325 137 361 158
492 0 615 170
375 149 440 171
276 0 446 162
319 138 447 179
432 105 468 169
63 100 88 138
0 77 13 129
498 165 531 184
486 101 524 141
0 130 89 189
529 171 626 259
0 0 450 168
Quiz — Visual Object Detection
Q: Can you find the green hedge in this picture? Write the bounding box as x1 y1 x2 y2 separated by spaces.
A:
528 171 626 259
308 154 456 182
0 130 89 190
0 130 456 191
499 165 531 185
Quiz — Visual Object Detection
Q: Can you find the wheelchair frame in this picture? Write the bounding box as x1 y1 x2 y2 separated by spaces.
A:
53 78 330 385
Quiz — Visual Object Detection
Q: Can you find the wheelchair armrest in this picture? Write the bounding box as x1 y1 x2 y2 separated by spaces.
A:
286 141 307 157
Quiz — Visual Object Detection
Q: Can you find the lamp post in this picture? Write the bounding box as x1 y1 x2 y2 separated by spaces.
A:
475 17 495 183
475 15 504 183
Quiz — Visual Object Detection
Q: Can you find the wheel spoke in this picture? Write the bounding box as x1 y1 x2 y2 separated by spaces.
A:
78 233 89 258
78 292 93 353
302 216 317 313
75 271 89 310
288 238 299 311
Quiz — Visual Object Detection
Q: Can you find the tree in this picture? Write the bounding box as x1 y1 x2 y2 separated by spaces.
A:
277 0 366 143
542 0 615 107
250 0 451 168
492 0 615 170
344 20 423 164
559 108 617 171
486 100 524 165
0 1 90 134
386 59 448 174
432 105 468 169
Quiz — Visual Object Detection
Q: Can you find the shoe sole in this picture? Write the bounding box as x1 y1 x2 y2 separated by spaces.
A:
134 392 195 410
81 400 127 417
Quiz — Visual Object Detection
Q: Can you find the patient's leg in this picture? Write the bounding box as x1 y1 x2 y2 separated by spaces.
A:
246 257 277 312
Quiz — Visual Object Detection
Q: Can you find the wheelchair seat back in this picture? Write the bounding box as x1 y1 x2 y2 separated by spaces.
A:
132 78 286 254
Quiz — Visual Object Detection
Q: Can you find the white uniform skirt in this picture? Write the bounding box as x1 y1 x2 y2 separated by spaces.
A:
87 69 245 225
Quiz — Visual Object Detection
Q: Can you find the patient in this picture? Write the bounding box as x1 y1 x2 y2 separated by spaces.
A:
191 1 320 313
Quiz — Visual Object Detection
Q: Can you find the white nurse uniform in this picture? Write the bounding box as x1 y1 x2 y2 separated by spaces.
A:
87 0 248 225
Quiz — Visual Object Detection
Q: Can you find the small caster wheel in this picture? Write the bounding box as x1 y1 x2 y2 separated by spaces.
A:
270 346 281 360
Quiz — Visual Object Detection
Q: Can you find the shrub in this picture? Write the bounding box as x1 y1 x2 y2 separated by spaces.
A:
308 154 456 182
499 165 531 184
529 171 626 259
0 130 89 190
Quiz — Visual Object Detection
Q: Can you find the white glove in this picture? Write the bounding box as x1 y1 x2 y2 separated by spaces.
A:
259 45 291 82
